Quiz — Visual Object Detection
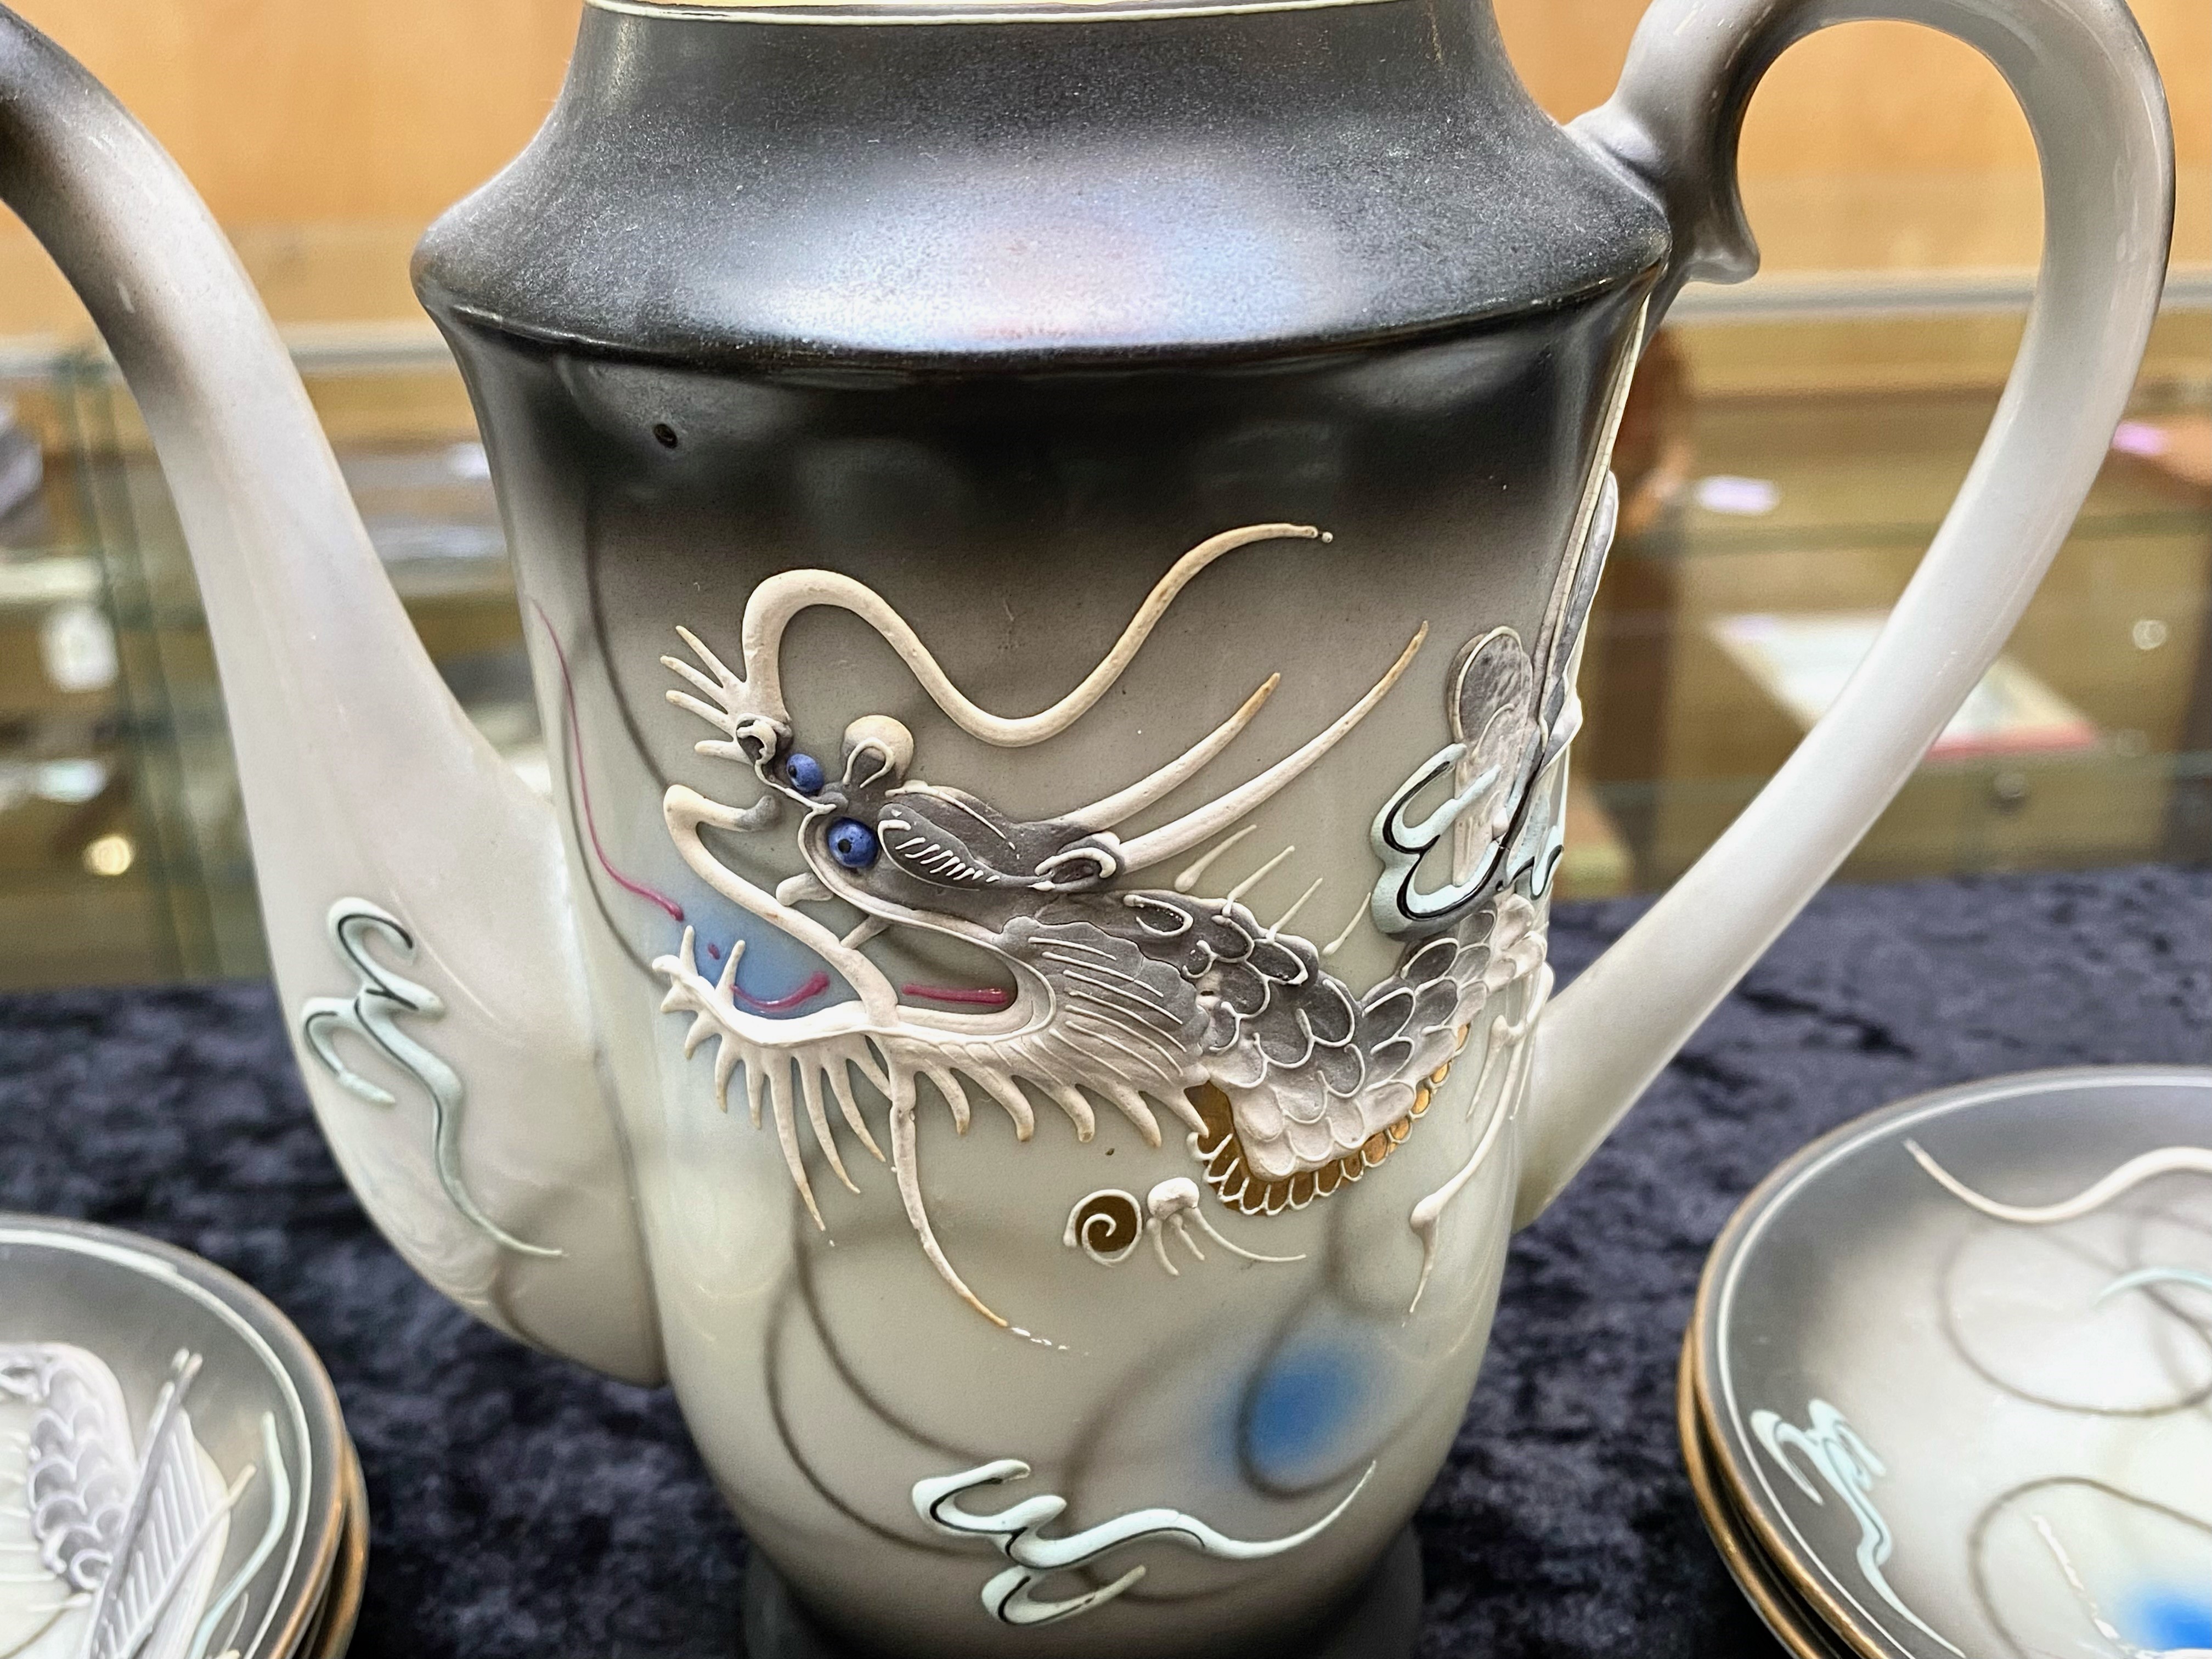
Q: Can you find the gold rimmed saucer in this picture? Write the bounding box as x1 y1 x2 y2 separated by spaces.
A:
300 1436 369 1659
0 1214 353 1659
1678 1330 1854 1659
1686 1068 2212 1659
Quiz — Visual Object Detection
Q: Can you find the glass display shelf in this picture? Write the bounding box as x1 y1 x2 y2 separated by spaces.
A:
0 292 2203 988
1575 357 2212 894
0 342 537 986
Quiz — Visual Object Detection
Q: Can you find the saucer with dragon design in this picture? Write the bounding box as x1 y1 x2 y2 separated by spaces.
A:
1678 1329 1855 1659
0 1215 351 1659
1689 1069 2212 1659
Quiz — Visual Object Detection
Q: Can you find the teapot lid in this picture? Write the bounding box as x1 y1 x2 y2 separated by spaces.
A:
415 0 1667 369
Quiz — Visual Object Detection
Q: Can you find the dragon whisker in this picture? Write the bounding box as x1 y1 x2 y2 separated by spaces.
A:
1265 878 1325 941
1104 1086 1163 1146
827 1060 888 1163
1048 1084 1098 1142
1173 825 1258 895
926 1066 973 1134
738 1047 764 1127
1116 625 1427 875
673 624 740 688
661 652 727 703
855 1037 895 1097
681 1017 712 1062
890 1096 1012 1329
972 1069 1039 1141
1062 676 1280 833
799 1062 860 1194
729 525 1317 753
1224 845 1296 906
771 1067 825 1227
1322 898 1367 957
664 688 733 733
1183 1205 1304 1265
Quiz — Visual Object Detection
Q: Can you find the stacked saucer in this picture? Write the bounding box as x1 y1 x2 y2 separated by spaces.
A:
1681 1067 2212 1659
0 1215 364 1659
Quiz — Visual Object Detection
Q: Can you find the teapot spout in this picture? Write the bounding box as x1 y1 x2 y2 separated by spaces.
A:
0 14 662 1382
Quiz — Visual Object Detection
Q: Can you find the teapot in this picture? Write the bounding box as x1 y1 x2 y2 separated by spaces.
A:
0 0 2169 1651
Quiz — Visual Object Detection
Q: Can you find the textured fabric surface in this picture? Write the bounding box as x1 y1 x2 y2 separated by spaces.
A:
0 865 2205 1657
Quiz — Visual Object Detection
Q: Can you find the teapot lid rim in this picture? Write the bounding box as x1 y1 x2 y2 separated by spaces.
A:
589 0 1402 24
418 262 1661 378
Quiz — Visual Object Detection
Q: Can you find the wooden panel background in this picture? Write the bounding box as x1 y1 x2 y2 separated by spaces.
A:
1503 1 2207 174
0 0 2201 339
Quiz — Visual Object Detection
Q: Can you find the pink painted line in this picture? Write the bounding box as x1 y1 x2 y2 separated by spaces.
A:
529 601 685 923
738 971 832 1013
532 607 831 1014
903 984 1015 1008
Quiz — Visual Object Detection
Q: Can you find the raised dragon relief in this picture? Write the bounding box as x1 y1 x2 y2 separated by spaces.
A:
0 1345 291 1659
651 481 1616 1331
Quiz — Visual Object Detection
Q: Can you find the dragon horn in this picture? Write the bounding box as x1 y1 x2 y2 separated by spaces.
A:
1059 674 1280 832
735 524 1318 751
1115 626 1427 875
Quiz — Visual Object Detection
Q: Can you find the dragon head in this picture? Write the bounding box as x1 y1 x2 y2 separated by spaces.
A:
759 714 1136 952
658 527 1426 1002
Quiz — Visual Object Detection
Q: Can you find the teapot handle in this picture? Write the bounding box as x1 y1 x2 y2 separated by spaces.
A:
1514 0 2172 1224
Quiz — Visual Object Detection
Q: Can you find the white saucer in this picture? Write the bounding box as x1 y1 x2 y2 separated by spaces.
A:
1690 1068 2212 1659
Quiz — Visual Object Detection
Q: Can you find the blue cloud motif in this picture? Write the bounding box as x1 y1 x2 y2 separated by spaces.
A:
1235 1338 1368 1491
2126 1587 2212 1655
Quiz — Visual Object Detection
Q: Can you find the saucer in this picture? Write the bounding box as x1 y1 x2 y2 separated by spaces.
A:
1689 1068 2212 1659
0 1214 351 1659
298 1438 368 1659
1677 1331 1854 1659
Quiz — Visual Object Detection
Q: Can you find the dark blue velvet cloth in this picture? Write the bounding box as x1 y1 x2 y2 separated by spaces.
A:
1 865 2205 1657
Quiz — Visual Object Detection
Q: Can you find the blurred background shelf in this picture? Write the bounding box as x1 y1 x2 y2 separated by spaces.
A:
0 0 2200 988
1578 354 2212 896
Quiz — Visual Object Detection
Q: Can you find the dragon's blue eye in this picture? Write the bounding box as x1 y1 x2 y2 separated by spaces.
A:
785 752 825 795
827 818 879 870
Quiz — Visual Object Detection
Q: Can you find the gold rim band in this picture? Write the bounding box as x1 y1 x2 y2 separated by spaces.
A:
1689 1197 1910 1659
1678 1329 1849 1659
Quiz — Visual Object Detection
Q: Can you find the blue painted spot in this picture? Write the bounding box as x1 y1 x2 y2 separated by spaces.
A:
1242 1341 1365 1484
2126 1588 2212 1654
785 752 825 795
827 818 879 870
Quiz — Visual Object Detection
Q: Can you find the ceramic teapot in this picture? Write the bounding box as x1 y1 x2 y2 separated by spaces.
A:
0 0 2169 1652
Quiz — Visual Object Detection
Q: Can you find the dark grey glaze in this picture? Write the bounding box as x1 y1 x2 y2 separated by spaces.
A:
440 284 1643 995
414 0 1667 368
415 0 1666 1001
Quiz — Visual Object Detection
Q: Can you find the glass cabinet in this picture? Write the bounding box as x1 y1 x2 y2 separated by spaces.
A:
1573 338 2212 896
0 292 2204 987
0 333 539 986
